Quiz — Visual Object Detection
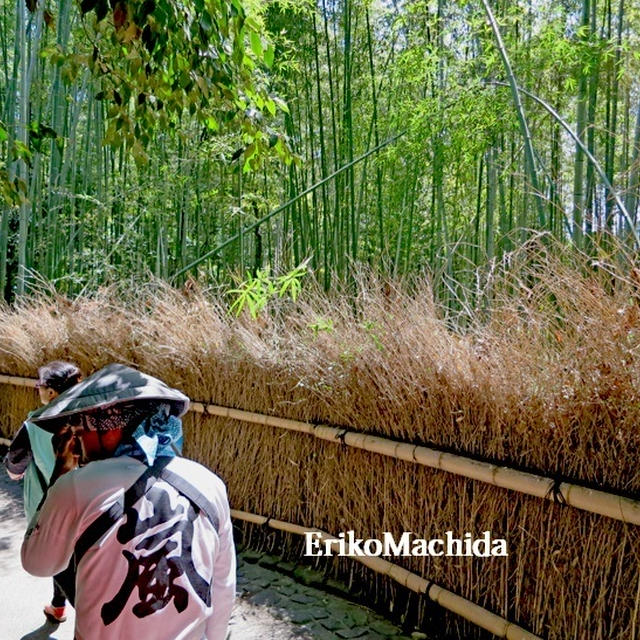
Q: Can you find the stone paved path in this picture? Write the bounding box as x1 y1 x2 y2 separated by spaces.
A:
232 550 429 640
0 464 429 640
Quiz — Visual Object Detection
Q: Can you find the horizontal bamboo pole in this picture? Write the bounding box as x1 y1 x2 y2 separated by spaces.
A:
191 401 314 435
197 397 640 527
3 375 640 526
0 374 37 388
231 509 541 640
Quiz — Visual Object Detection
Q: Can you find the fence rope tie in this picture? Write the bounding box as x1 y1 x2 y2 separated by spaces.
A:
423 578 434 596
545 478 567 505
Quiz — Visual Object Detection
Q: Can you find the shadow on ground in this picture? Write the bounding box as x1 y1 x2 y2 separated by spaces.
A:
19 621 64 640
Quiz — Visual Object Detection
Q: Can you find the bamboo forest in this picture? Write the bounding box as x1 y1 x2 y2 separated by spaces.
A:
5 2 640 639
1 0 638 304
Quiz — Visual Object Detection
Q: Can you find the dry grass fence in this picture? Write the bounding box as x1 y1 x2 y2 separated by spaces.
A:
1 241 640 638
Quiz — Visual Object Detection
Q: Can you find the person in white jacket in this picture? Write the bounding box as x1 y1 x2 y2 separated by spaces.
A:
20 364 236 640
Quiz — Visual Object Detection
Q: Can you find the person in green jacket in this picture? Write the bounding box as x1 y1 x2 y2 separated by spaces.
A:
4 361 83 625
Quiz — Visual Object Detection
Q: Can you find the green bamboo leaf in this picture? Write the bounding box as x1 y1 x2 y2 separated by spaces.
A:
264 44 274 68
250 32 263 59
200 11 213 33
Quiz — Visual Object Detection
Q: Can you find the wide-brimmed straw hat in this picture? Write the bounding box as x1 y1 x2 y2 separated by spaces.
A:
29 363 190 433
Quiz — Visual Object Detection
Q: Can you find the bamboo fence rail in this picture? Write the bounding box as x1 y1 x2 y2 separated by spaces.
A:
232 509 541 640
0 374 37 388
3 373 640 527
184 405 640 526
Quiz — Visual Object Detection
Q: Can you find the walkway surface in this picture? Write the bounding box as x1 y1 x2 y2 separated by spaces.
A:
0 466 428 640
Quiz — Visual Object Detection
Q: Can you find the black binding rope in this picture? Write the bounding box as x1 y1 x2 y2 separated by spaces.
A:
546 478 567 505
423 579 435 597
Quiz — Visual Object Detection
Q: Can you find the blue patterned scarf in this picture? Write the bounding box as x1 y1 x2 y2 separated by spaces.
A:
114 402 183 465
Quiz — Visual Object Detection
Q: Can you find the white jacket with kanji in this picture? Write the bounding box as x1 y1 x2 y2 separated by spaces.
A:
22 455 236 640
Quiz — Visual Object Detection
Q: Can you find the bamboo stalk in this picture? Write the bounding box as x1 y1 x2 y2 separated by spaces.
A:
364 7 384 258
171 132 406 281
3 374 640 527
491 82 639 247
230 508 541 640
15 0 29 295
624 95 640 225
479 0 545 229
604 0 624 228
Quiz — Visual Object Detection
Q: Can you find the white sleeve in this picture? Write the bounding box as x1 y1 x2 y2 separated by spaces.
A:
21 471 81 577
206 485 236 640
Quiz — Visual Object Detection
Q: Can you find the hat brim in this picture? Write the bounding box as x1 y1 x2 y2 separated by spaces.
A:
29 363 190 433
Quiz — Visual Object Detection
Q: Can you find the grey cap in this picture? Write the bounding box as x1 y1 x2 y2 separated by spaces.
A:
29 363 190 432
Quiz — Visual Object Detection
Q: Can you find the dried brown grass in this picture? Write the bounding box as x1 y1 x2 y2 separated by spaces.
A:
1 239 639 638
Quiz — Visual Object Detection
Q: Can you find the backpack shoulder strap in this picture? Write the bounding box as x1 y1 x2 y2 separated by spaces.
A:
58 456 221 608
158 466 220 533
73 456 173 564
73 456 220 567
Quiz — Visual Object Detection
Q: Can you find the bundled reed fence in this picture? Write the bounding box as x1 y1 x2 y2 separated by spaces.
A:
1 243 640 638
